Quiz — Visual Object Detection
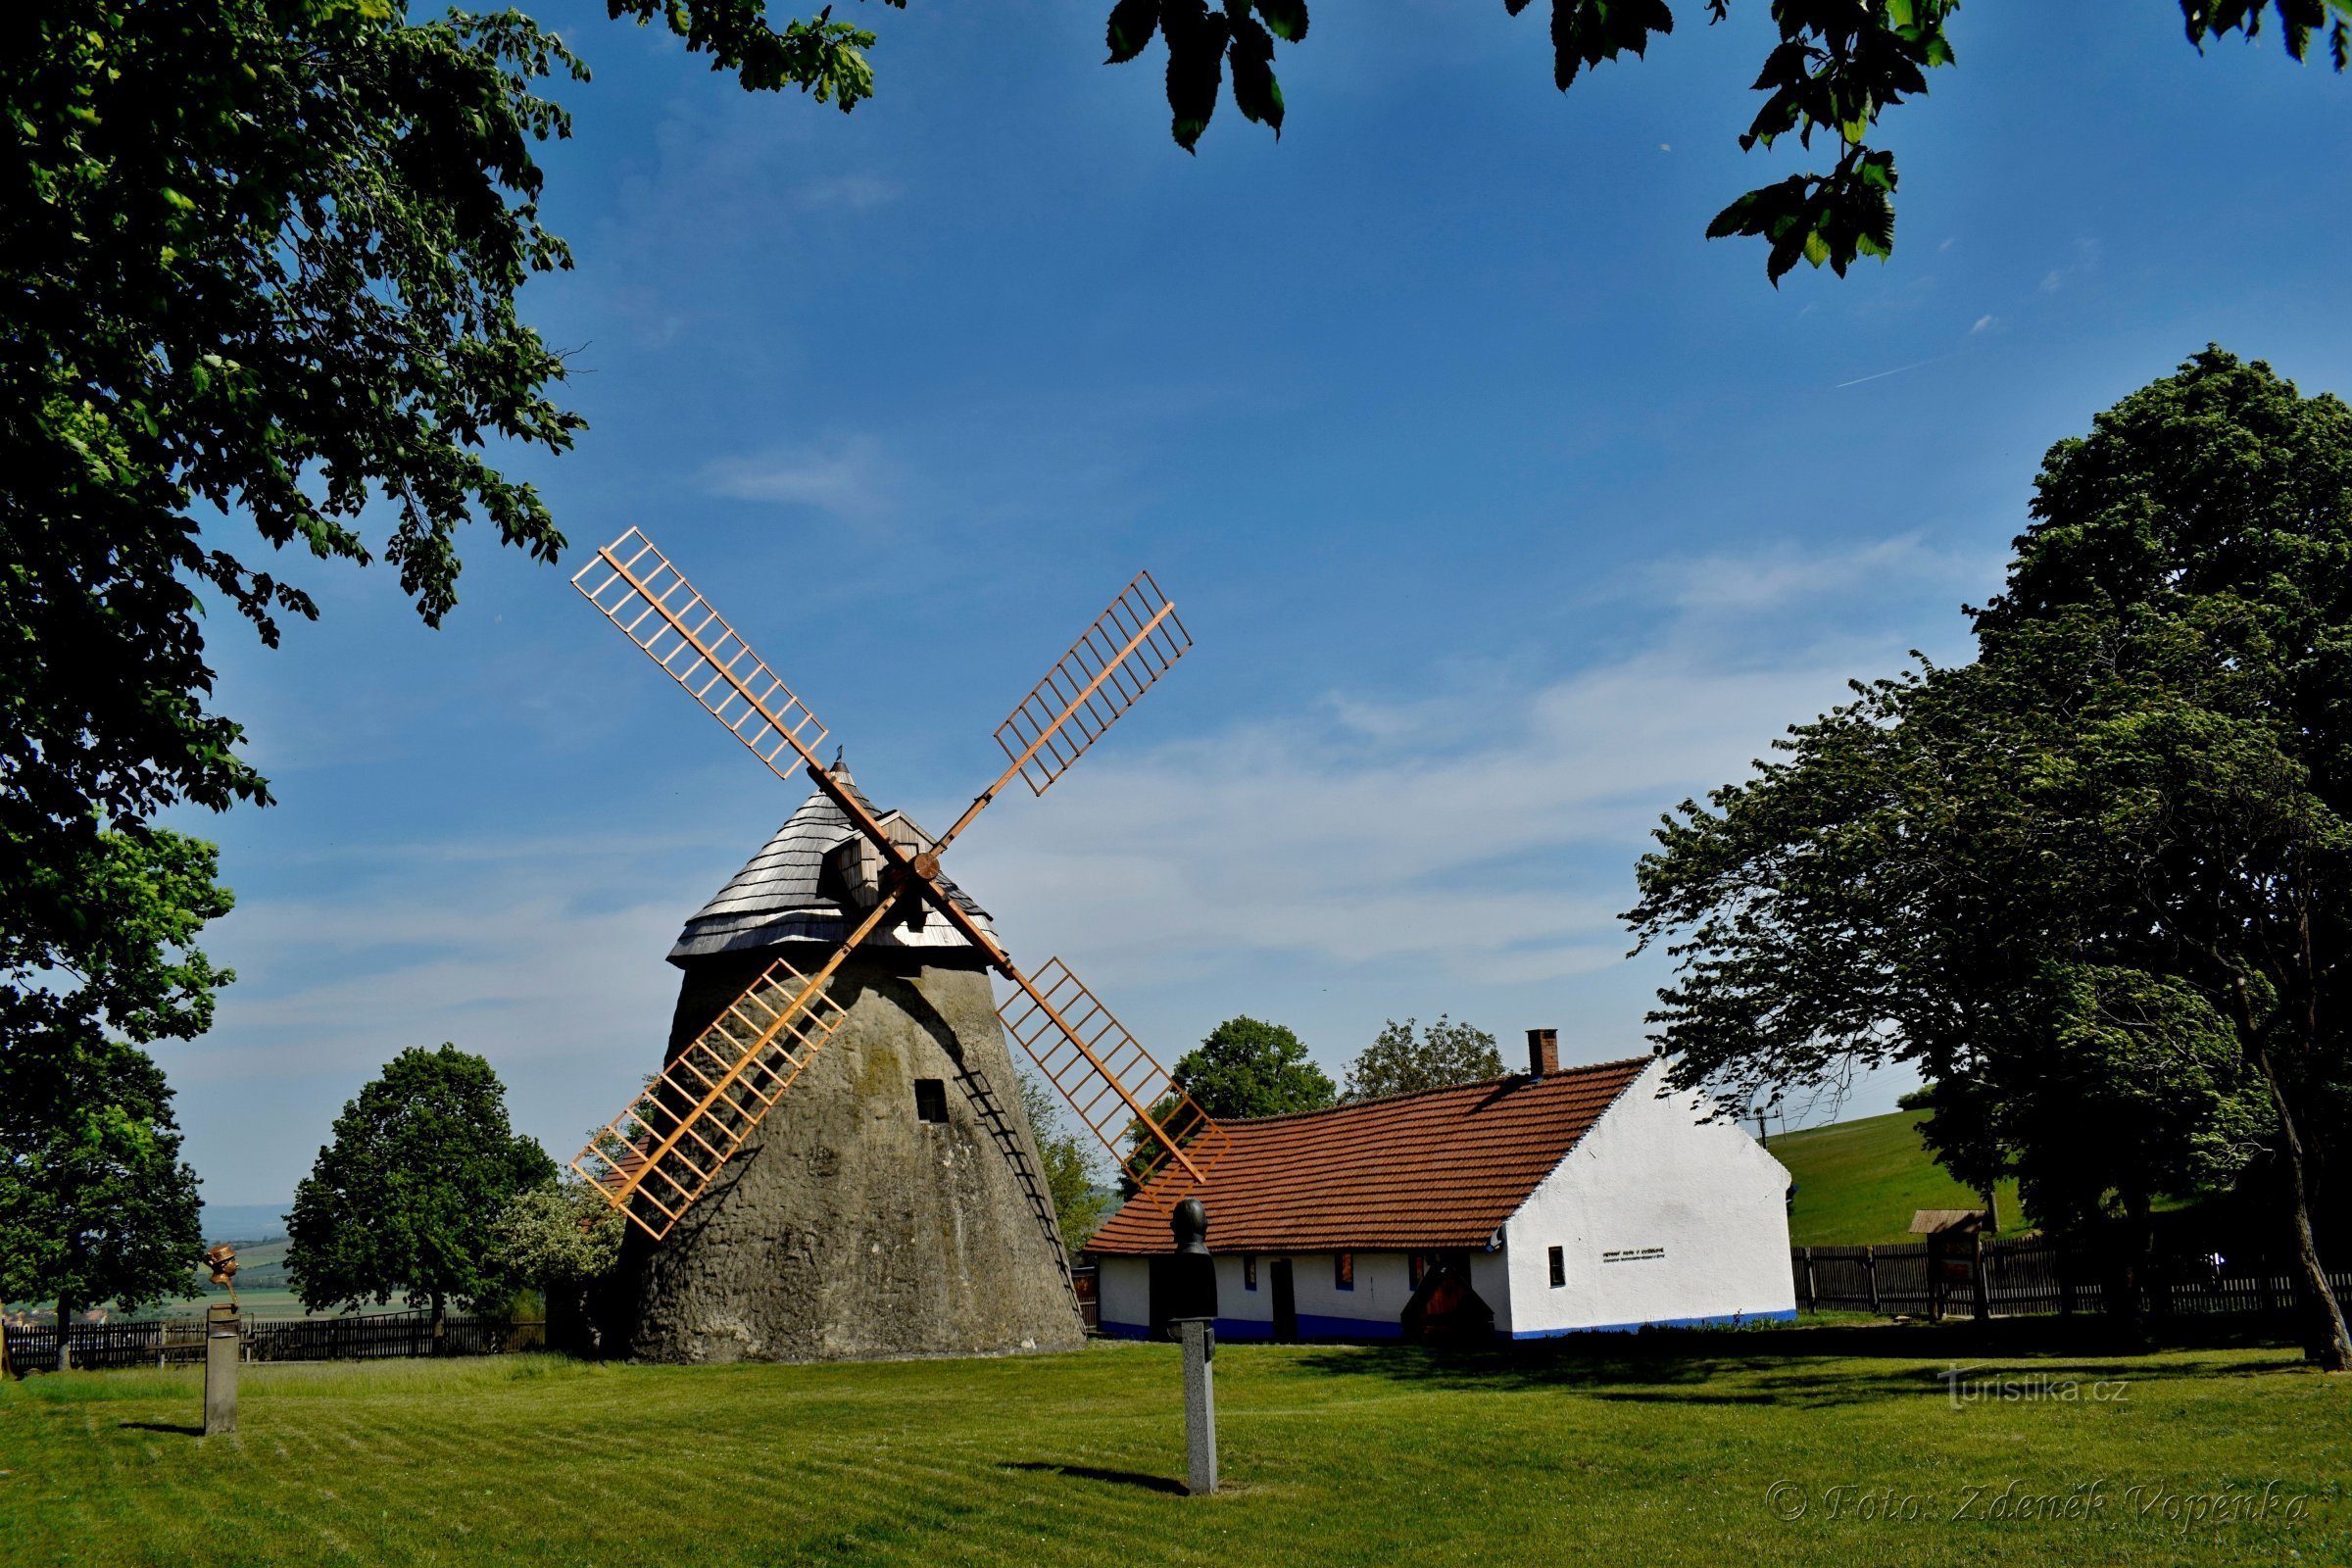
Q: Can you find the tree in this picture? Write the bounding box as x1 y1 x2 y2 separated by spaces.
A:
0 1031 202 1371
1629 349 2352 1368
287 1044 555 1348
487 1175 624 1289
0 823 223 1372
1344 1015 1503 1101
1100 0 2345 281
1171 1016 1336 1120
1018 1071 1109 1250
488 1174 624 1351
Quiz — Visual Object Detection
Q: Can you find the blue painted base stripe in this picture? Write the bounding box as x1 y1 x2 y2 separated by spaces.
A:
1507 1307 1796 1339
1105 1308 1796 1345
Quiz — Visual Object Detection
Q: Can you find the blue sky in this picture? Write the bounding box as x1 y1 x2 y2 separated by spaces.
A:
161 0 2352 1206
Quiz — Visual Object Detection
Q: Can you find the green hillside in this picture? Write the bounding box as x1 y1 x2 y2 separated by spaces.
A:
1768 1110 2022 1247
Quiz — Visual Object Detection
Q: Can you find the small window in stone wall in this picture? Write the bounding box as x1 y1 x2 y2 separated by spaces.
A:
1244 1255 1257 1291
1547 1245 1566 1289
1334 1251 1355 1291
913 1078 949 1123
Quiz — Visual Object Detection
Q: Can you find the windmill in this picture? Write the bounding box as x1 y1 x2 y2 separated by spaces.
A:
567 528 1229 1300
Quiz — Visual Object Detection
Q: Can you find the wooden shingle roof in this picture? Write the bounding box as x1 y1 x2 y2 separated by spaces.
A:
668 769 995 964
1086 1055 1654 1255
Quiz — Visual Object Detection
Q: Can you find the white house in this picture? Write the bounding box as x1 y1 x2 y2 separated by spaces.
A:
1086 1035 1794 1342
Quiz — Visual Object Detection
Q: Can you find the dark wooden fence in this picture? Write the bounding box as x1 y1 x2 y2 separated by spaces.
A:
1790 1237 2351 1321
5 1312 545 1373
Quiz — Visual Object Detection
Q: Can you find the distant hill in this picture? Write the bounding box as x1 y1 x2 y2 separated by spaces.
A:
1767 1111 2023 1248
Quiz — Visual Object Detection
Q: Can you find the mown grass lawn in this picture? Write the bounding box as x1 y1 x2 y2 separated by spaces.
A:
1 1326 2343 1566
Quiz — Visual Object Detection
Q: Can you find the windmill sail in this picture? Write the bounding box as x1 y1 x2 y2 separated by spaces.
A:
996 956 1228 1198
573 528 830 785
568 524 1225 1241
573 951 851 1241
993 570 1190 800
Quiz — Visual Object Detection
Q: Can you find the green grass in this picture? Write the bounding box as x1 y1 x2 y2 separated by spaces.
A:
2 1329 2344 1566
1773 1110 2026 1247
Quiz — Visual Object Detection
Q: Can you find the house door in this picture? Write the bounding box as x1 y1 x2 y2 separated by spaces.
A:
1270 1259 1298 1343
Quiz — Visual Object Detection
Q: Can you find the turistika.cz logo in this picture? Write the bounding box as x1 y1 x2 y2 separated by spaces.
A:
1938 1363 2130 1409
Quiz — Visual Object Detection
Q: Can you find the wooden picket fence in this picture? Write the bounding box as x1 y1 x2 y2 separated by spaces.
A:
1790 1236 2352 1321
4 1312 545 1373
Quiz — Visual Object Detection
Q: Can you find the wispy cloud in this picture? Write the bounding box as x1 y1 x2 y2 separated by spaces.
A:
702 434 894 521
952 532 1994 995
1643 533 1987 614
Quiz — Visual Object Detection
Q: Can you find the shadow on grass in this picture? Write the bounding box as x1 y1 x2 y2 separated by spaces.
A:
1001 1461 1187 1495
117 1421 204 1438
1282 1317 2307 1408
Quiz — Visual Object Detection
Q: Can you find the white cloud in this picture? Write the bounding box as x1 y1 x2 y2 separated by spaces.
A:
1972 314 1997 334
1642 532 1983 614
702 434 894 521
949 532 1992 999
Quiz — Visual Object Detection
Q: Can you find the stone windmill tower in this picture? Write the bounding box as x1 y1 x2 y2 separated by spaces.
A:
569 529 1232 1362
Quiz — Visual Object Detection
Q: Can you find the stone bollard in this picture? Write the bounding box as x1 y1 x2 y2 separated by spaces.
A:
1166 1198 1219 1495
1177 1317 1216 1495
203 1303 238 1436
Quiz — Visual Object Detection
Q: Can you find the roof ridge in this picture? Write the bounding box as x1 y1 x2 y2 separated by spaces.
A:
1222 1054 1654 1127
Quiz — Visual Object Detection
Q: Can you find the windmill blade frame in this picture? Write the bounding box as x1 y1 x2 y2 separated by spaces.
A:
995 956 1224 1191
566 524 1222 1234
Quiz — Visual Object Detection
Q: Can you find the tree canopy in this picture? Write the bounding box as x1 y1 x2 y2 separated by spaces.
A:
487 1176 624 1292
1628 348 2352 1366
1344 1015 1504 1102
287 1044 555 1341
1171 1016 1336 1120
0 1030 202 1369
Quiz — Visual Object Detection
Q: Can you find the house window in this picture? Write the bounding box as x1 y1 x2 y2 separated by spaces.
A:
1547 1245 1566 1289
1335 1251 1355 1291
912 1079 948 1123
1243 1255 1257 1292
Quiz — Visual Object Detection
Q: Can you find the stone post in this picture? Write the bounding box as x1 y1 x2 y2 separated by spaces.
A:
203 1303 238 1437
1166 1198 1220 1496
1179 1317 1216 1495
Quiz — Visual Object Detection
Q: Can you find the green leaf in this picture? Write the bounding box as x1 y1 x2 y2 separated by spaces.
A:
1162 2 1228 149
1254 0 1308 41
1106 0 1161 64
1229 21 1286 131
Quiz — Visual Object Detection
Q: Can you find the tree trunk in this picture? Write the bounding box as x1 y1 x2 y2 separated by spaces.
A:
430 1292 447 1356
2107 1197 2152 1340
54 1297 72 1373
2248 1042 2351 1370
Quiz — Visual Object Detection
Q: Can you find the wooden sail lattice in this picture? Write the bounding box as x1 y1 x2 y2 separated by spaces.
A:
573 528 830 786
573 955 850 1240
997 957 1229 1200
567 525 1227 1238
995 571 1190 798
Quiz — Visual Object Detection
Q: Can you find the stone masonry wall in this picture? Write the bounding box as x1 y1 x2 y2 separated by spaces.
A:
619 950 1087 1362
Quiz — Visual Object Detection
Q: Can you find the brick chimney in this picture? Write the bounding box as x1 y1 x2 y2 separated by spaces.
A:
1527 1027 1558 1078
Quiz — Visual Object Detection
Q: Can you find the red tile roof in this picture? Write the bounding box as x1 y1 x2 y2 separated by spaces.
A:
1085 1056 1653 1255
